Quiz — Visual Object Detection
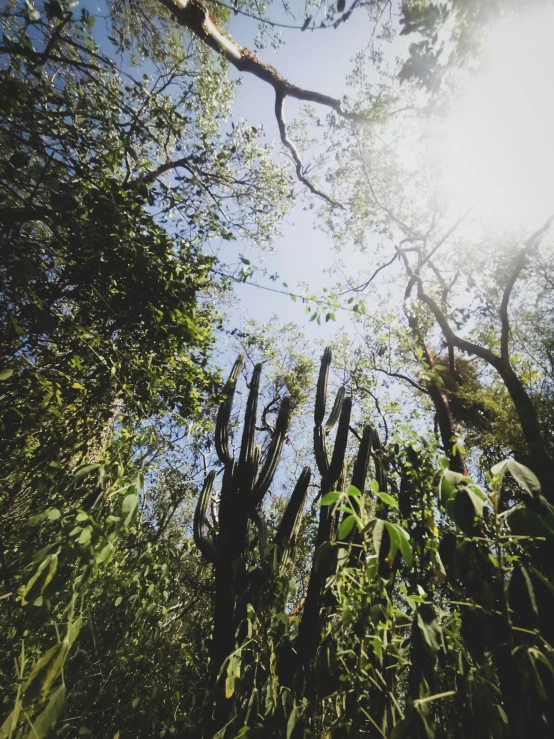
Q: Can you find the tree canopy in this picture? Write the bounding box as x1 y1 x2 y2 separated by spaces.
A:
2 0 554 737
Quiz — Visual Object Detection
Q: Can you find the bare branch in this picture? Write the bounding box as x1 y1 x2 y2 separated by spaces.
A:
339 252 398 295
156 0 365 205
274 92 342 207
500 215 553 360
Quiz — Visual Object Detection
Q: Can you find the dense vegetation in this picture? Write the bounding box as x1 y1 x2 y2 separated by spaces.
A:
2 1 554 737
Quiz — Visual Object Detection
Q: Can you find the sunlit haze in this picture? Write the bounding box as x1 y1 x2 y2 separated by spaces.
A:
442 6 554 229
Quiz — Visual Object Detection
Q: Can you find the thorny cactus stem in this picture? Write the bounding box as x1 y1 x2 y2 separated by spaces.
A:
193 470 216 563
215 354 244 465
274 466 312 567
194 357 301 673
298 347 352 667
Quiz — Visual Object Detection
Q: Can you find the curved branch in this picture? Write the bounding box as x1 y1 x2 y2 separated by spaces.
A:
397 244 502 369
157 0 363 205
275 92 342 207
500 215 553 360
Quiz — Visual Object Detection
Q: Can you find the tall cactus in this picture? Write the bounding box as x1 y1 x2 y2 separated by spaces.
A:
194 357 310 672
193 348 389 689
298 347 353 666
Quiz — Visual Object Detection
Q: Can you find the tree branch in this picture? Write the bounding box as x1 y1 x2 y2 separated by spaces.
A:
397 243 502 369
500 215 553 360
274 92 342 207
157 0 362 205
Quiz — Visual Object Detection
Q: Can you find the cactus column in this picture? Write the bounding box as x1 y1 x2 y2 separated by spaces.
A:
194 356 310 673
297 348 352 668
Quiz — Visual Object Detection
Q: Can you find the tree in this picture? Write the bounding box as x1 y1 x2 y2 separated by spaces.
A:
0 2 291 734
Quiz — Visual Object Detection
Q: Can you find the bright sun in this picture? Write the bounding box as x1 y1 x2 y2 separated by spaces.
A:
441 6 554 229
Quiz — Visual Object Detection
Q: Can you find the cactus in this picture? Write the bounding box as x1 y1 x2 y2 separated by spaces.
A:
194 357 311 672
274 466 312 567
193 348 389 682
298 347 352 666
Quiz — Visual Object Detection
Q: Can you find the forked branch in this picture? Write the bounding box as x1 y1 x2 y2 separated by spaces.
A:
157 0 362 205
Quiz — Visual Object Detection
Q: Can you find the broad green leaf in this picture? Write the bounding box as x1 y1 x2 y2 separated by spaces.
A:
507 460 541 495
96 541 115 564
73 464 101 481
30 685 66 738
0 703 21 738
115 596 123 606
122 493 139 525
464 487 486 517
286 704 304 739
22 554 58 605
78 527 92 546
225 654 240 699
508 507 554 537
372 519 385 556
320 491 340 506
23 642 67 704
338 515 356 540
496 705 509 725
346 485 361 498
377 492 399 509
394 526 413 568
439 476 456 505
0 368 13 380
67 616 83 647
443 470 467 486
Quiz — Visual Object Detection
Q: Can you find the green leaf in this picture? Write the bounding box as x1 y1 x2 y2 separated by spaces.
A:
0 369 14 380
371 479 379 494
225 654 240 699
286 705 304 739
338 515 356 540
67 616 83 647
96 541 115 564
0 704 21 738
443 470 467 486
22 554 58 605
115 596 123 606
377 492 399 509
373 518 385 556
73 464 101 481
346 485 361 498
391 524 413 568
24 642 68 705
122 492 139 525
30 685 66 738
464 487 486 517
47 508 61 521
440 476 457 505
496 705 509 725
78 527 92 546
492 459 542 495
320 491 340 506
508 506 554 537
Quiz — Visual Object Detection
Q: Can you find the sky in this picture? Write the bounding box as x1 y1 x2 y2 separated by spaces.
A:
79 0 554 360
217 5 407 339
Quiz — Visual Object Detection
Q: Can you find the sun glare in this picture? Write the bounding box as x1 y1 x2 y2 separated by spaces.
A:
441 6 554 229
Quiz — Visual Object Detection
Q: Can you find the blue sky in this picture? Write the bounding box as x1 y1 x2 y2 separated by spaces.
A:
79 1 406 348
219 6 406 339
